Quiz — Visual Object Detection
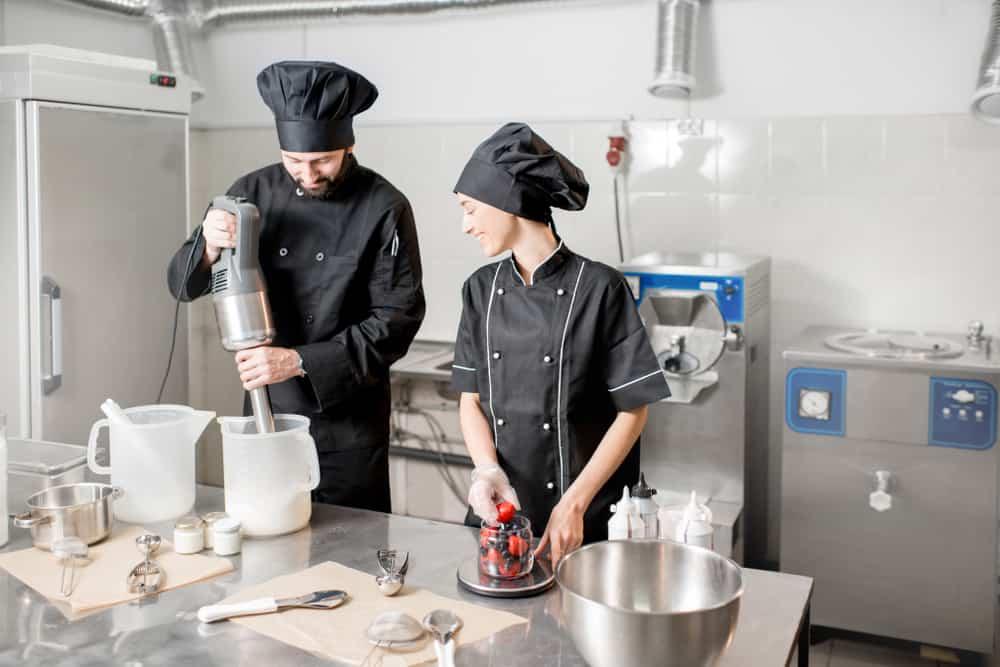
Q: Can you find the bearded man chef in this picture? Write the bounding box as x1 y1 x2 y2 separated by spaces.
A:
168 61 425 511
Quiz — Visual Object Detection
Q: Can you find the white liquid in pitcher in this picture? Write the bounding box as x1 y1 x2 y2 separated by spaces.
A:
225 491 311 537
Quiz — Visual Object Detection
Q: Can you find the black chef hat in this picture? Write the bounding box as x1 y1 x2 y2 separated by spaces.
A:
454 123 589 223
257 61 378 152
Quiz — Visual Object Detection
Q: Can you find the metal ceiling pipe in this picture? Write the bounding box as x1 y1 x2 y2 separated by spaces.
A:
150 0 203 98
972 0 1000 124
56 0 150 15
57 0 619 100
197 0 590 26
648 0 699 98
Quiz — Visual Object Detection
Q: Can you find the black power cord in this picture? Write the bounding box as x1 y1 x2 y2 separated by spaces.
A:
157 225 203 404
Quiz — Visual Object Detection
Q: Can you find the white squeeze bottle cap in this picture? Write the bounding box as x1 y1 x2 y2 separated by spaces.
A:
625 488 645 539
680 491 713 549
608 486 631 540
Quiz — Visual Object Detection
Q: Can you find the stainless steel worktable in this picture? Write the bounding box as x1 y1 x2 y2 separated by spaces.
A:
0 486 813 665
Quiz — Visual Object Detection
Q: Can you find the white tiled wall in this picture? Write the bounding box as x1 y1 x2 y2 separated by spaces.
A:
190 116 1000 559
626 114 1000 562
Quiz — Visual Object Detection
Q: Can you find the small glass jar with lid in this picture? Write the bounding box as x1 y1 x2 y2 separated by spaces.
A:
201 512 229 549
174 515 205 554
212 517 242 556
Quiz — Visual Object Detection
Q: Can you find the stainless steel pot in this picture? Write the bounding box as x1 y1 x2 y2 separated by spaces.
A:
556 539 743 667
13 483 123 550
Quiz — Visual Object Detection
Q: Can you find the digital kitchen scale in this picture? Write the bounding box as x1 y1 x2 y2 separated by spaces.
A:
456 557 555 598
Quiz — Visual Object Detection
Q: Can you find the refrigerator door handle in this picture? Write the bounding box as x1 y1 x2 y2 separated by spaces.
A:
41 276 62 395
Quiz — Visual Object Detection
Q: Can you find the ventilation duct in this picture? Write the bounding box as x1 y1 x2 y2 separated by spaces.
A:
60 0 150 15
148 0 203 98
972 0 1000 124
59 0 616 99
197 0 577 26
648 0 699 98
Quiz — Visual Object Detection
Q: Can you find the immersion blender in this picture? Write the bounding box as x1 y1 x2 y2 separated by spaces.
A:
210 195 277 433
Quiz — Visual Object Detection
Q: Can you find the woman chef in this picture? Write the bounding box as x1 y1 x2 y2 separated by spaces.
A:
450 123 671 564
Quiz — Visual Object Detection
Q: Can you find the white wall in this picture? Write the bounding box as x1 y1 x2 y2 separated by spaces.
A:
190 0 991 127
0 0 155 59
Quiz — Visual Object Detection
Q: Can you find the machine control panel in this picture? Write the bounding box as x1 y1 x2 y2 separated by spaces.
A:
623 273 746 324
929 378 997 450
786 368 846 436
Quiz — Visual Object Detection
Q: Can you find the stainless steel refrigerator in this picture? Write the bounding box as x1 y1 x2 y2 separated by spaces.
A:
0 46 192 443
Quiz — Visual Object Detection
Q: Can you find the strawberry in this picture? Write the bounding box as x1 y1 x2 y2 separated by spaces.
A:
508 534 527 557
496 501 516 524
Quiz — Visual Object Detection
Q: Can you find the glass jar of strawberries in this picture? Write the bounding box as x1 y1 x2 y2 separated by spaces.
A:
479 502 533 579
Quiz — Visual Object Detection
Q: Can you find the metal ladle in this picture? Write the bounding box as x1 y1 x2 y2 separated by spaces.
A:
422 609 462 667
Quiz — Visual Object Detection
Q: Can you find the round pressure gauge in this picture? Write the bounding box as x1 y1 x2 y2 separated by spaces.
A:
799 389 831 420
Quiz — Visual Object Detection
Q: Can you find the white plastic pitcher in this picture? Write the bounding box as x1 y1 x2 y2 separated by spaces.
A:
218 414 320 537
87 404 214 523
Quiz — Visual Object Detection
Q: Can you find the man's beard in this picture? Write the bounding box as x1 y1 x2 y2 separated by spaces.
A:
297 178 336 200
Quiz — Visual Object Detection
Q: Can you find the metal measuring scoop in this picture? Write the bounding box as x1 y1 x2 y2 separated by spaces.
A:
422 609 462 667
375 549 409 597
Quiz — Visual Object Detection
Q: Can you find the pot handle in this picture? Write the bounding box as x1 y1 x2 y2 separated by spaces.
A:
13 512 51 529
295 432 321 491
87 418 112 475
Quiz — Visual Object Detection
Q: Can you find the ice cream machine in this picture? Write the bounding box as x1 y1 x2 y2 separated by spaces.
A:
620 252 771 565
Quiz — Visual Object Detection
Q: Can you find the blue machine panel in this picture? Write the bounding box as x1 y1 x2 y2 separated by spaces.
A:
786 368 847 437
623 272 746 324
929 378 997 450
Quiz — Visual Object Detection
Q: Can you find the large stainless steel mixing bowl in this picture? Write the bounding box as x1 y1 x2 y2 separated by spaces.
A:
556 539 743 667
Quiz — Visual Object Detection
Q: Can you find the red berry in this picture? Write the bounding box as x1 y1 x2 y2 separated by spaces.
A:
508 535 526 557
487 548 502 564
496 502 516 524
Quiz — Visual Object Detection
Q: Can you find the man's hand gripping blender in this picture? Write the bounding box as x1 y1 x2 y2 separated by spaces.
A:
209 195 277 434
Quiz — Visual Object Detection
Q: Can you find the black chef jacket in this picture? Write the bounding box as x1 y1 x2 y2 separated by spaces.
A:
451 242 670 542
168 154 425 512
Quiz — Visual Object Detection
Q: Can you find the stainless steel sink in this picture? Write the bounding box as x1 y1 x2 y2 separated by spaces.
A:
390 342 455 382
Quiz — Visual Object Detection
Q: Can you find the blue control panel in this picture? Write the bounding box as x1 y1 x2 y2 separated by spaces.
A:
929 378 997 450
623 272 746 324
785 368 847 437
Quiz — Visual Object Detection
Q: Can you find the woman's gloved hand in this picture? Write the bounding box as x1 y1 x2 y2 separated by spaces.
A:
468 464 520 525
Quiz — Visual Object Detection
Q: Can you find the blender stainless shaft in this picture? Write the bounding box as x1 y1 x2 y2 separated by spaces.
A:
209 195 278 434
249 387 275 434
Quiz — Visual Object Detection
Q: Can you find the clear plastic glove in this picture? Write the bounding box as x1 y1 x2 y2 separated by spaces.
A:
468 464 520 525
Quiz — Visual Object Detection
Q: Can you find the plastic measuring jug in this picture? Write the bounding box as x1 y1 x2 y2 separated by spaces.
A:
218 414 320 537
87 404 214 523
